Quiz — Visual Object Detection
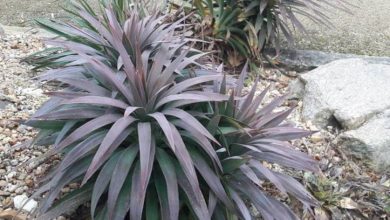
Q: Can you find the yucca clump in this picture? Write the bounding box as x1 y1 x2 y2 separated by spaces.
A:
26 1 320 219
181 0 349 64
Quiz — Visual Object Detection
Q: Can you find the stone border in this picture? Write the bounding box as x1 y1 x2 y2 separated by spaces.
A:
265 48 390 71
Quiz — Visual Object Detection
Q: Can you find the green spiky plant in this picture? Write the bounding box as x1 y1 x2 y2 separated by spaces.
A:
25 1 320 219
180 0 349 64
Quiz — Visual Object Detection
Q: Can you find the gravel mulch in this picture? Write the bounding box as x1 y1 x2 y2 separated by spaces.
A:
0 31 70 220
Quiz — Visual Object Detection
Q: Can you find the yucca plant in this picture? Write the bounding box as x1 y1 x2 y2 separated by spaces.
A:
189 0 250 65
24 1 321 219
181 0 349 64
203 64 320 218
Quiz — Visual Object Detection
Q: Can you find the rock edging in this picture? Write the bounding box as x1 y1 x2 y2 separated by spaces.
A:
265 48 390 70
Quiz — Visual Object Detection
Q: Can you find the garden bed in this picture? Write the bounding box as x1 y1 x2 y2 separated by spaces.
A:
0 28 388 219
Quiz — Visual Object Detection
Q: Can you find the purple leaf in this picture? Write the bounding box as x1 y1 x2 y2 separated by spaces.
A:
190 148 234 210
62 96 128 109
91 152 121 217
83 116 136 184
156 149 179 220
163 108 219 144
107 146 138 219
149 112 175 150
169 123 209 219
56 114 121 151
137 122 155 194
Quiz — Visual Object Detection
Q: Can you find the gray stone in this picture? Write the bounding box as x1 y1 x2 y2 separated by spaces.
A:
295 58 390 170
337 112 390 170
298 58 390 129
288 78 305 99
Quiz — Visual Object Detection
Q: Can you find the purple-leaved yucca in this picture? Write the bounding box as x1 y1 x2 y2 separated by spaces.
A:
25 1 319 219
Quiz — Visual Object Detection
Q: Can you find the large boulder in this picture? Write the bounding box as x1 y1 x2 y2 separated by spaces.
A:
298 59 390 129
292 58 390 170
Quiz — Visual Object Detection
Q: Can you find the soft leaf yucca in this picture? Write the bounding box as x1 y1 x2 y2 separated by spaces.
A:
26 1 319 219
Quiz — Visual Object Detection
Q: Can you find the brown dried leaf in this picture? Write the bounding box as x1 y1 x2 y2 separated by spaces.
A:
0 209 28 220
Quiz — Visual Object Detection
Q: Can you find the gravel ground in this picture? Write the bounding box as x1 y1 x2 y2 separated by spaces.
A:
0 30 71 219
290 0 390 56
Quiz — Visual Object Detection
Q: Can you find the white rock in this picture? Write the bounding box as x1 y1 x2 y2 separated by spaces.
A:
21 88 43 97
7 184 18 193
7 171 17 179
13 194 38 212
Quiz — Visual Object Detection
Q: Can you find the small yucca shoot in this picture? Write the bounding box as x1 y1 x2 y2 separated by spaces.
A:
25 1 319 219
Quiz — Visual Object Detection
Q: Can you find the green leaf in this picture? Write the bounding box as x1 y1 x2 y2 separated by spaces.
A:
108 146 138 218
222 156 249 173
111 171 133 220
146 189 160 220
39 182 93 220
91 151 121 218
156 149 179 220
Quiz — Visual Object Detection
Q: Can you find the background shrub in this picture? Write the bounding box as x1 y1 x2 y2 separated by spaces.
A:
179 0 349 64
